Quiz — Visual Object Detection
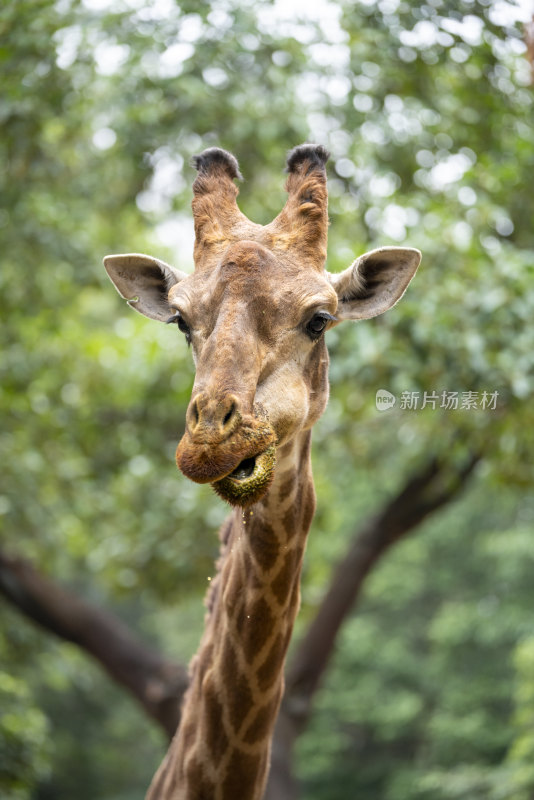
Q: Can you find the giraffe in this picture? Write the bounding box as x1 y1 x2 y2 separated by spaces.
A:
104 144 421 800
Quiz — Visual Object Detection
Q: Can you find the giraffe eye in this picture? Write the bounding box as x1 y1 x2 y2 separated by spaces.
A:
166 310 192 345
305 312 336 339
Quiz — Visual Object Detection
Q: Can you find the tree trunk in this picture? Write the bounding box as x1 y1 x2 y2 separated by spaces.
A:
0 552 188 738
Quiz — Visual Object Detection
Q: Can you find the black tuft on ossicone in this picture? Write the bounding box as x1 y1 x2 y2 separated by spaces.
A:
286 143 330 174
192 148 243 180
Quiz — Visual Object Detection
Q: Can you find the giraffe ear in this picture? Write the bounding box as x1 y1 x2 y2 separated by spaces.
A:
329 247 421 321
103 253 188 322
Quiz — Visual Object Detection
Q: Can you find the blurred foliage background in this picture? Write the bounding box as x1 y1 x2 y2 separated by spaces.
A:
1 0 534 798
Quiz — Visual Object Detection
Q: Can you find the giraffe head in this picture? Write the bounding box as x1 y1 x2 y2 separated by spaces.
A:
105 145 420 506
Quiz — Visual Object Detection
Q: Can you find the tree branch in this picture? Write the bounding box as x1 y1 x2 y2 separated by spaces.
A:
265 451 480 800
0 551 188 738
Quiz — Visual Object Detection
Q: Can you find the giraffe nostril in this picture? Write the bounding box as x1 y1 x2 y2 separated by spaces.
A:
187 393 239 439
187 397 201 433
223 402 235 427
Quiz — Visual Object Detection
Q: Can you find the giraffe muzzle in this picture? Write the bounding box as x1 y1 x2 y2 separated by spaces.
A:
175 404 277 504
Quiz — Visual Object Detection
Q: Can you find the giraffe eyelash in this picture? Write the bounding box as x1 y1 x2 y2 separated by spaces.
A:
166 310 192 345
305 311 337 340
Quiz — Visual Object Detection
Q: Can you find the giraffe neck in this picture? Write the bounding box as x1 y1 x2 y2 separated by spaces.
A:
147 430 316 800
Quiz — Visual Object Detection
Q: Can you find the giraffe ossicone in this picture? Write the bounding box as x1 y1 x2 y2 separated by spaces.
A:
104 144 421 800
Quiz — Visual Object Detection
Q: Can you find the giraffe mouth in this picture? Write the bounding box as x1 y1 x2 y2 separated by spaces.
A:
211 445 276 507
229 456 257 480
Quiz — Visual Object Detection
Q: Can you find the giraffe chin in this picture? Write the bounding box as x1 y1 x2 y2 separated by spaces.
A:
211 445 276 507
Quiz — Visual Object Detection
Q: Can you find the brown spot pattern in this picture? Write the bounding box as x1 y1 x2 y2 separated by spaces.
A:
223 562 244 610
304 483 316 530
184 756 216 800
234 597 249 635
241 597 274 664
243 690 283 745
203 682 228 766
250 522 280 571
221 750 264 800
282 505 299 539
243 551 265 591
226 672 254 733
221 636 237 677
256 633 287 692
270 552 297 606
278 471 296 504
